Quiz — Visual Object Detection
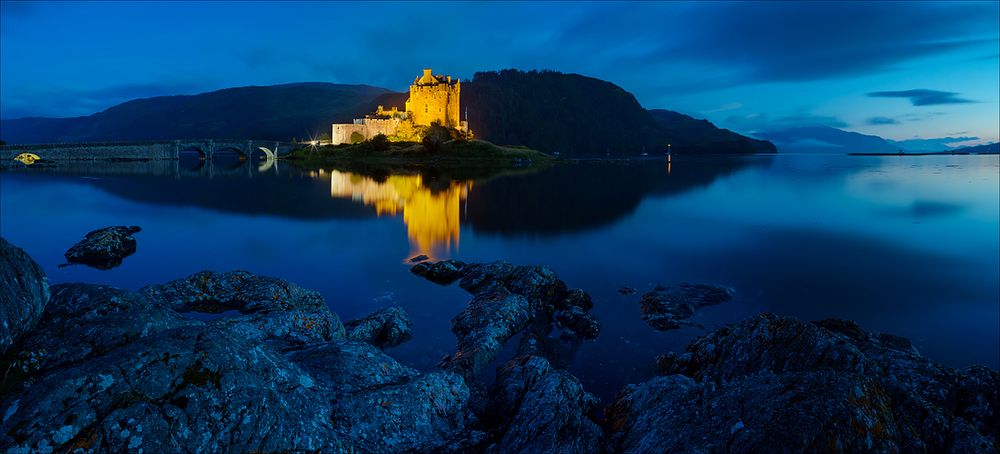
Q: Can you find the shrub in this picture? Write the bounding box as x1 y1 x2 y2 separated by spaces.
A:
422 122 452 153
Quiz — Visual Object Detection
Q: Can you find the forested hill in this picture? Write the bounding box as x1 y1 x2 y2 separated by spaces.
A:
0 83 390 144
646 109 776 154
462 70 774 155
461 70 665 155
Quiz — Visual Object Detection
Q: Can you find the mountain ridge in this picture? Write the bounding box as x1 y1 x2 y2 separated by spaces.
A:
0 70 775 156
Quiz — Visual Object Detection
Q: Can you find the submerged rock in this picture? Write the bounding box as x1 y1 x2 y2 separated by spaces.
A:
0 238 49 353
638 282 734 330
411 259 467 285
608 313 1000 453
344 306 413 348
63 225 142 269
0 270 477 453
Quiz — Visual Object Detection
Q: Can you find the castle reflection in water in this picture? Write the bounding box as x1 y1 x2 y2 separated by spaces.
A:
320 169 471 258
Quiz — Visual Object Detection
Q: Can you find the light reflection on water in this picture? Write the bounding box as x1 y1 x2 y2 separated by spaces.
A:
1 154 997 401
324 169 471 259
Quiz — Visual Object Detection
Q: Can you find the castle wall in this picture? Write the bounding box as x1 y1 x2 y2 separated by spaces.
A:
332 124 366 145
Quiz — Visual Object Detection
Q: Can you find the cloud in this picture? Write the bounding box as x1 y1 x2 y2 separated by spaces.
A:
867 89 976 106
866 116 900 125
725 111 847 133
584 2 1000 90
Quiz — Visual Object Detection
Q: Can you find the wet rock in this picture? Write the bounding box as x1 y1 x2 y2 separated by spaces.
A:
553 306 600 339
421 260 600 380
445 289 535 380
408 254 430 263
560 288 594 310
344 306 413 348
609 313 999 453
459 262 568 305
0 238 48 353
63 225 141 269
411 259 468 285
638 282 734 330
1 270 476 453
486 356 603 453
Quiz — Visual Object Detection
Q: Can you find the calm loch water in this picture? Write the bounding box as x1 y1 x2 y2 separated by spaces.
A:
2 154 997 401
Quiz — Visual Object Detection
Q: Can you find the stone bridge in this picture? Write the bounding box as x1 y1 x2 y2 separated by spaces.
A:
0 139 299 162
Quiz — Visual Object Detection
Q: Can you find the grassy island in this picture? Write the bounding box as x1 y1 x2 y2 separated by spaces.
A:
285 137 554 168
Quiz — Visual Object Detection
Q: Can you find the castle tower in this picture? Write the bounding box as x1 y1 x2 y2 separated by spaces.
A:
405 68 462 129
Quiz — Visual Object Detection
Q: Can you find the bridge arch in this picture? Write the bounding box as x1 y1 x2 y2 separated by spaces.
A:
177 146 207 170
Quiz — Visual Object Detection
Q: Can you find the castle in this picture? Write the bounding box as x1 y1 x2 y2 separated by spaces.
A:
331 68 469 145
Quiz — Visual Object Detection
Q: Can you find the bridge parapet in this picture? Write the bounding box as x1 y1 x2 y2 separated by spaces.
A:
1 138 298 162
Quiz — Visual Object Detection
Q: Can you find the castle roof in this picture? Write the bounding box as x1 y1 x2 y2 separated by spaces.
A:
414 68 457 86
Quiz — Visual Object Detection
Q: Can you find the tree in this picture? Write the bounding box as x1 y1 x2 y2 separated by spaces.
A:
350 132 365 144
368 134 390 152
422 122 452 153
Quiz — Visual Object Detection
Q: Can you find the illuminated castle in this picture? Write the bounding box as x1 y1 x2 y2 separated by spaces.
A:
331 68 469 145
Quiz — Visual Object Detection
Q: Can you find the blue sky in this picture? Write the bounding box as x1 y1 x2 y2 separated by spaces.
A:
1 1 997 144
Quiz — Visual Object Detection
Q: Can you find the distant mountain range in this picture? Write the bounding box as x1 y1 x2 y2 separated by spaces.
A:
0 69 775 157
756 125 998 154
755 126 902 154
949 142 999 154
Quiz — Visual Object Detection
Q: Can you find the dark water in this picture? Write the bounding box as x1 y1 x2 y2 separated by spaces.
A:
2 154 997 401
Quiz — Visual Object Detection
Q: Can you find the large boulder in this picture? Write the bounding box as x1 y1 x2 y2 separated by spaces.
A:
485 355 603 453
344 306 413 348
638 282 734 330
63 225 142 269
0 271 477 452
0 238 49 354
607 313 999 452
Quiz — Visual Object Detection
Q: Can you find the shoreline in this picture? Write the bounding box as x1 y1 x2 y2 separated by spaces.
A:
1 237 997 452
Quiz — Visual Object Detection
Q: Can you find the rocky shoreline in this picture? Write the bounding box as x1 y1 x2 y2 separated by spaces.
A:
1 237 997 452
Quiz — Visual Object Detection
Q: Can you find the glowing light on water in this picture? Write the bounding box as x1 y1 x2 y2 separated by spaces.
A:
326 171 471 258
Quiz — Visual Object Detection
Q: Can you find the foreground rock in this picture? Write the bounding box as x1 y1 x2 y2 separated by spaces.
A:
63 225 142 269
485 355 603 453
0 238 49 353
607 313 999 452
638 282 734 330
1 270 476 452
413 260 601 380
344 306 413 348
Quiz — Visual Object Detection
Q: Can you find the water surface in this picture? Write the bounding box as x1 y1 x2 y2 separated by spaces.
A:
2 154 997 401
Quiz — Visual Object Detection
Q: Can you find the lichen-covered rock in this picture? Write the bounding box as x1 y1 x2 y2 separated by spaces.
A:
609 313 999 453
63 225 141 269
344 306 413 348
0 270 477 453
410 259 467 285
638 282 734 330
0 238 48 353
486 356 603 453
142 270 345 347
